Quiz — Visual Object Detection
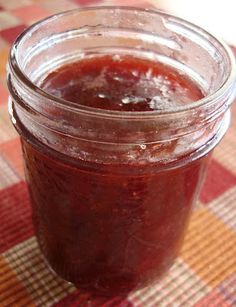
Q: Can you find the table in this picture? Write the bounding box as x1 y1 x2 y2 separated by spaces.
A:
0 0 236 306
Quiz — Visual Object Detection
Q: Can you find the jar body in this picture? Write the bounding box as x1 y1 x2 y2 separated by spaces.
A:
21 134 211 294
7 7 235 296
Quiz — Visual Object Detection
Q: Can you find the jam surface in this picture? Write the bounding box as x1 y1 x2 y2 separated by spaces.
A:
23 55 209 296
41 55 203 111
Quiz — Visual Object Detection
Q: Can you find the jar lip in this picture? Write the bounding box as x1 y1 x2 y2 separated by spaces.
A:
9 6 236 118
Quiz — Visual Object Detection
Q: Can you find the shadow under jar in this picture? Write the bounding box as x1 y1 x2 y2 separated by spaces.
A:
7 7 236 296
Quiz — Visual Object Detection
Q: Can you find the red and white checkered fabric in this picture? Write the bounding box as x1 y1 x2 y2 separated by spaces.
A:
0 0 236 306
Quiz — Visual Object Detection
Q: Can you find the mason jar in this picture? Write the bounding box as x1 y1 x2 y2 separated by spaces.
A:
7 7 236 296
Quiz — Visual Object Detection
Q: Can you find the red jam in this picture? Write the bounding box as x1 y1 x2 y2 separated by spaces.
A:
41 55 203 111
22 55 209 295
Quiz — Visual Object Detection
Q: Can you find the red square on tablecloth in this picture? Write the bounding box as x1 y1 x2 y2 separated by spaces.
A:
0 24 26 44
200 160 236 204
11 4 50 24
0 182 33 253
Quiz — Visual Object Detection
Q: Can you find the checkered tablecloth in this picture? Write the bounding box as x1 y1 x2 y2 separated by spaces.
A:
0 0 236 306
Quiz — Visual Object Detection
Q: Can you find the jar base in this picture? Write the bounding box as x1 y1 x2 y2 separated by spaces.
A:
40 244 172 298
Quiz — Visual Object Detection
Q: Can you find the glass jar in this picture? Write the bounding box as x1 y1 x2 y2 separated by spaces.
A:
7 7 236 296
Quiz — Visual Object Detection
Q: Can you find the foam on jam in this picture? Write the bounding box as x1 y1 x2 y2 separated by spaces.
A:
41 55 204 111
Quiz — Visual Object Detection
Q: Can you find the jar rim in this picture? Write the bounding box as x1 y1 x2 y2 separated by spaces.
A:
9 6 236 119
